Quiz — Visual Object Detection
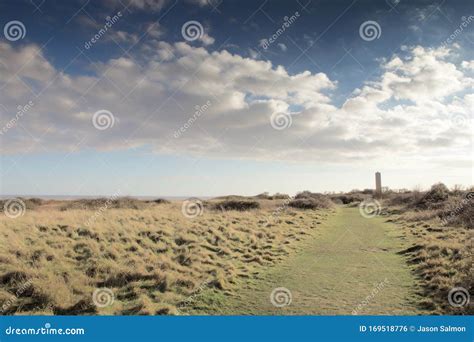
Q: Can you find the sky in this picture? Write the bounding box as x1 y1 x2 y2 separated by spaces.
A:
0 0 473 197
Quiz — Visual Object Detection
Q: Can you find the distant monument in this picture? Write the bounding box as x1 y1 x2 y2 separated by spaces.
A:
375 172 382 197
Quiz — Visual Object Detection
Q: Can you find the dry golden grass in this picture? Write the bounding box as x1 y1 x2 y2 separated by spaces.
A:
384 199 473 314
0 199 329 315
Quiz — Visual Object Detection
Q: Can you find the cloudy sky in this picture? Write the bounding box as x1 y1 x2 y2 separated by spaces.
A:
0 0 473 197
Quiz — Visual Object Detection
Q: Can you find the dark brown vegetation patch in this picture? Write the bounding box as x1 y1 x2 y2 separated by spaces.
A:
212 200 261 211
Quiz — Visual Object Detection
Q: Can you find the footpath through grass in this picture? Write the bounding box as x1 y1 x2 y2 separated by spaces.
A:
189 206 424 315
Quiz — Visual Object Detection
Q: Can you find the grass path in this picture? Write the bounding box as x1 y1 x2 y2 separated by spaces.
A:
192 206 423 315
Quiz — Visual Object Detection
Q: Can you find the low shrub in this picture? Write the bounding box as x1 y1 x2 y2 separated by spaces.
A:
290 192 333 209
212 200 260 211
415 183 449 209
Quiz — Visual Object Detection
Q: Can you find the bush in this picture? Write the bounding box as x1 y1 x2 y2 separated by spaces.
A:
426 183 449 202
415 183 449 209
254 193 289 200
331 194 364 204
289 192 333 209
212 200 260 211
149 198 169 204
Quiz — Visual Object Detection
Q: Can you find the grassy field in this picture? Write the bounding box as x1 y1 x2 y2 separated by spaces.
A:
0 186 471 315
0 198 331 315
180 206 422 315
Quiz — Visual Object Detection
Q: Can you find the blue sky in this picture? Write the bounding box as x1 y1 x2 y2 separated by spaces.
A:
0 0 473 197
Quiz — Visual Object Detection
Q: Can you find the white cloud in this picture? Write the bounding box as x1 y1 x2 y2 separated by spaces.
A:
278 43 287 52
200 33 215 46
0 42 471 170
462 60 474 70
126 0 169 11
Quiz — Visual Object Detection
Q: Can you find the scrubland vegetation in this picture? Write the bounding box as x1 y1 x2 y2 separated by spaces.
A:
0 196 330 315
0 183 471 315
382 183 473 315
340 183 473 314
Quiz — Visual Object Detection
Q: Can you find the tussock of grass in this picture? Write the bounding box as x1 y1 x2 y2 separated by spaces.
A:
0 199 328 315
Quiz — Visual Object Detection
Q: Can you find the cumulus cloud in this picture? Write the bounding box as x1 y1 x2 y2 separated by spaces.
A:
0 42 472 168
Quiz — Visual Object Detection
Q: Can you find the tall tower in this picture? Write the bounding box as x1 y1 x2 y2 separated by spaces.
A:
375 172 382 197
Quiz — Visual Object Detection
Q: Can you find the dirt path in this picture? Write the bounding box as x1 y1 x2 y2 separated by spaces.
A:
194 206 423 315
